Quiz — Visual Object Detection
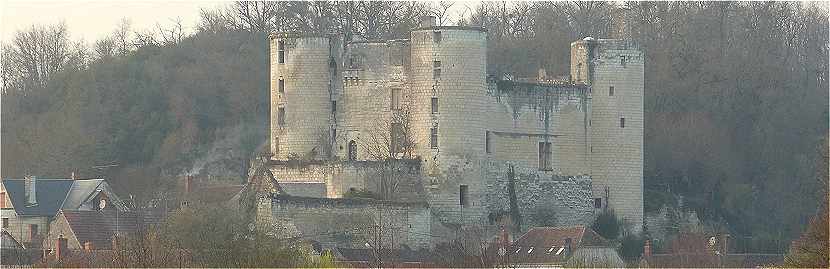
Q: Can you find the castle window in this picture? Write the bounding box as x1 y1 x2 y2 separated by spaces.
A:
485 132 492 154
621 56 627 67
391 122 403 155
277 40 285 64
594 198 602 208
431 97 438 114
433 61 441 68
459 185 469 206
538 142 552 170
620 117 625 128
391 88 402 110
348 140 357 161
433 68 441 80
278 79 284 94
433 31 442 43
609 86 614 96
274 137 280 155
278 107 285 126
332 101 336 113
430 127 439 149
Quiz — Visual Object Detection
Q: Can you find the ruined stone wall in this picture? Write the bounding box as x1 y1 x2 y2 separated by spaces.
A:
264 196 432 249
576 39 644 232
268 160 424 201
482 162 594 230
270 34 334 160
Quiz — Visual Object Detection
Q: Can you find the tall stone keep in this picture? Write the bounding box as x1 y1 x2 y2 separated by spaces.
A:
270 33 339 160
571 38 644 232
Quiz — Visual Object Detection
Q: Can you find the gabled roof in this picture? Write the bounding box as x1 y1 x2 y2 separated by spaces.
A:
1 179 75 216
59 210 139 249
1 178 125 217
1 230 24 249
508 226 613 265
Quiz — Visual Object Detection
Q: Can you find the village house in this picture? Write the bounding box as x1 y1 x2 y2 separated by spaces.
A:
0 176 128 249
491 225 624 268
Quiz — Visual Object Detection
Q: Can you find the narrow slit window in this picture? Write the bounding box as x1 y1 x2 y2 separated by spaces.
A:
538 142 552 170
609 86 614 96
485 132 492 153
431 97 438 114
459 185 469 206
621 56 627 67
331 101 336 113
594 198 602 209
278 79 284 94
278 107 286 126
277 40 285 64
620 117 625 128
391 88 402 110
430 127 439 149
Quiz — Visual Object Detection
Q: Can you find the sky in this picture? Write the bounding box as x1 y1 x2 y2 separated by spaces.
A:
0 0 481 44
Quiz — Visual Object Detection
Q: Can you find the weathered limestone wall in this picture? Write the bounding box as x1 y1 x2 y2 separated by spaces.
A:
336 41 411 161
268 160 424 201
576 39 644 232
270 34 335 160
483 162 594 230
264 196 431 249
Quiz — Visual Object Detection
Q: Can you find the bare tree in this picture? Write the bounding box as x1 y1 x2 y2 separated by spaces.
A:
429 1 455 26
3 22 81 90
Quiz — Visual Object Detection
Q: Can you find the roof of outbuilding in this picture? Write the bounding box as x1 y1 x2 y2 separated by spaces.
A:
507 226 613 265
1 179 75 216
59 210 139 249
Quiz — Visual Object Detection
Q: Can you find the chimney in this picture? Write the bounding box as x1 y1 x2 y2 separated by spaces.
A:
643 239 652 258
84 241 93 251
56 235 68 261
184 175 193 194
24 175 37 205
419 15 436 28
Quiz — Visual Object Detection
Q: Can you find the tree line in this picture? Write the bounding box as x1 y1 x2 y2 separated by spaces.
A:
2 0 827 255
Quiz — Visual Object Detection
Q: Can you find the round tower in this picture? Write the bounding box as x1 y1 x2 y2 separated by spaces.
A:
409 21 487 168
270 33 335 160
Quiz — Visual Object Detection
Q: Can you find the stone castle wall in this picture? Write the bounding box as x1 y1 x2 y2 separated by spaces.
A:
263 196 432 249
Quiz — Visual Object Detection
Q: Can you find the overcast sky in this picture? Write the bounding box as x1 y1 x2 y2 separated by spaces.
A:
0 0 480 44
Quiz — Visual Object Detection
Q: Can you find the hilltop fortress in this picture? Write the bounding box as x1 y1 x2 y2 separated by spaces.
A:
260 17 643 249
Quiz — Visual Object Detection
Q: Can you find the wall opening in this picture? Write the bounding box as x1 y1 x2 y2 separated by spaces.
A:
278 79 285 94
609 86 614 96
538 142 552 170
431 97 438 114
278 107 286 126
459 185 469 206
433 31 442 43
620 117 625 128
391 88 402 110
278 40 285 64
430 127 439 149
485 132 492 154
348 140 357 161
594 198 602 209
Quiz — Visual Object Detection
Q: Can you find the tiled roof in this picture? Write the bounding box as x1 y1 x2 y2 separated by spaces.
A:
507 226 613 265
60 210 139 249
1 179 74 216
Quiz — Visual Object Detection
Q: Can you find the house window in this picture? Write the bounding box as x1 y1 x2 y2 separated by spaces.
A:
433 31 442 43
485 132 492 153
278 79 284 94
431 97 438 114
620 117 625 128
459 185 469 206
391 88 402 110
277 40 285 64
594 198 602 209
278 107 286 126
430 127 439 149
538 142 552 170
348 140 357 161
30 224 38 240
2 218 8 228
609 86 614 96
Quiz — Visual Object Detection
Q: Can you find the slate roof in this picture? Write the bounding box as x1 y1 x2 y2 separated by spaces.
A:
59 210 139 249
1 178 125 217
1 179 75 216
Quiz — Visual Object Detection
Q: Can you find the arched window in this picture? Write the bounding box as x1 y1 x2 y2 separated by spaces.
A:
348 140 357 161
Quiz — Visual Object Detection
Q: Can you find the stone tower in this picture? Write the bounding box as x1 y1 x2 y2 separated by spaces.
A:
270 33 339 160
571 38 644 232
409 17 489 224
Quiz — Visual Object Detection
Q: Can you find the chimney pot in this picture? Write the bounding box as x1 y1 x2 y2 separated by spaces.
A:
644 239 652 258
